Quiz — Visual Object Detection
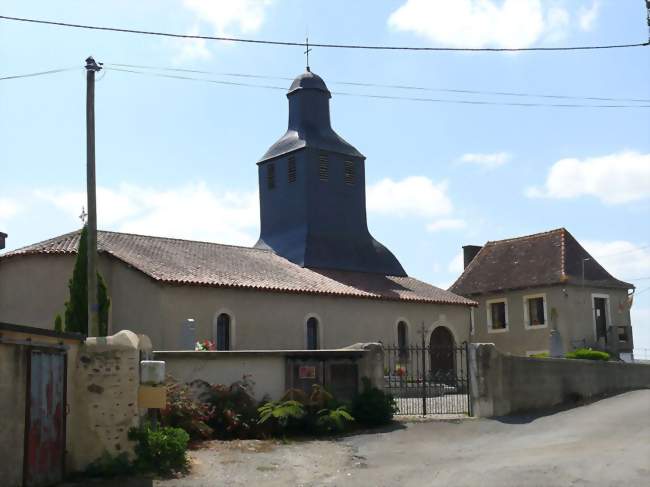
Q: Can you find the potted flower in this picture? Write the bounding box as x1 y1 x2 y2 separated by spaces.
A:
195 340 216 351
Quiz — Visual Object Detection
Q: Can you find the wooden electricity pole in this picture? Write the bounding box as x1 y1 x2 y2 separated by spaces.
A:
85 56 102 337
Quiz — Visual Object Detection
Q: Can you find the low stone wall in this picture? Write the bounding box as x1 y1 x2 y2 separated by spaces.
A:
469 343 650 417
155 343 384 401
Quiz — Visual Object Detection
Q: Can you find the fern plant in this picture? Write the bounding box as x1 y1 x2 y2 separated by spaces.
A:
316 406 354 434
257 400 305 429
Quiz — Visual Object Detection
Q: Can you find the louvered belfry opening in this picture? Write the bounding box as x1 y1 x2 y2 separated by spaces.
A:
288 156 297 183
344 160 355 185
318 153 329 181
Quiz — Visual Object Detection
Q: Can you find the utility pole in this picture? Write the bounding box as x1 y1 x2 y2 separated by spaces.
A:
85 56 102 337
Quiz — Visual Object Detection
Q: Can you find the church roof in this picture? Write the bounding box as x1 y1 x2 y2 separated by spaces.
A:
3 230 475 306
449 228 633 296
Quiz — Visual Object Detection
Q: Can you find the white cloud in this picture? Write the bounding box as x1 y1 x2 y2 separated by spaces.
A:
448 250 464 274
526 151 650 205
388 0 571 49
460 152 511 170
582 240 650 281
0 198 20 223
183 0 273 34
174 26 212 63
578 1 600 31
37 183 259 246
174 0 274 61
426 218 467 233
367 176 453 218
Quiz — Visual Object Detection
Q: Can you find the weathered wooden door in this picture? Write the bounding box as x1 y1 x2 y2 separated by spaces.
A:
24 349 66 487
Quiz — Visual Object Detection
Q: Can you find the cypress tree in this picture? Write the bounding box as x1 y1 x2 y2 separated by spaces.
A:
64 226 111 336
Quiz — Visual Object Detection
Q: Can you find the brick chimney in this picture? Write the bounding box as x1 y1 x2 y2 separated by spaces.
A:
462 245 482 268
0 232 6 250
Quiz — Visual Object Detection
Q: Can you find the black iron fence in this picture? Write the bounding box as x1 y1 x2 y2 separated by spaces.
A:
384 342 471 416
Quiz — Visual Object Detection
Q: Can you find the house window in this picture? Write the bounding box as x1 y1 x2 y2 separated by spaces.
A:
344 160 355 185
487 299 508 332
319 153 329 181
216 313 231 351
267 163 275 189
306 317 319 350
618 326 629 342
524 294 547 328
397 321 408 357
287 156 296 183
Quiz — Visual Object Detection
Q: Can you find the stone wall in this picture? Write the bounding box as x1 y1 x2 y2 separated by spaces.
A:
67 330 150 471
469 343 650 417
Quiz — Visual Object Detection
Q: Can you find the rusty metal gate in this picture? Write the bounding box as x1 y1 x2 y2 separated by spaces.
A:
384 342 471 416
24 349 67 487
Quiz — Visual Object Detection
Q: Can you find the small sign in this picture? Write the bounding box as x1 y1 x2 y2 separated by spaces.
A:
299 365 316 379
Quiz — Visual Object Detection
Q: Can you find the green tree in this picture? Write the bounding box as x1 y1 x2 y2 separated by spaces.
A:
54 314 63 333
64 226 111 336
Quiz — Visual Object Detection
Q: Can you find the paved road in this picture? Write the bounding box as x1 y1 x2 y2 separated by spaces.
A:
65 390 650 487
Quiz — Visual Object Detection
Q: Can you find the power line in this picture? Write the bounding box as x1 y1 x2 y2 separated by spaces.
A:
105 63 650 104
1 15 649 52
0 67 79 81
105 67 650 109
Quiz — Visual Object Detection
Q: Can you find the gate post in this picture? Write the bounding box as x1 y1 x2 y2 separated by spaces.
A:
421 325 427 416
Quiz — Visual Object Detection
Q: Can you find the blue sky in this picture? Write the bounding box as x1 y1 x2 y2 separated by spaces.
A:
1 0 649 355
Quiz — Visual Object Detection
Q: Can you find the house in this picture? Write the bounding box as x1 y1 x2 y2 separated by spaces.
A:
0 70 475 351
450 228 635 361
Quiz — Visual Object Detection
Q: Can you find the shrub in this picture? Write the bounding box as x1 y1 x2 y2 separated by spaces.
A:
128 424 189 475
54 314 63 333
316 406 354 434
85 452 134 477
352 377 398 427
160 379 214 440
565 348 610 361
204 375 260 439
530 352 549 358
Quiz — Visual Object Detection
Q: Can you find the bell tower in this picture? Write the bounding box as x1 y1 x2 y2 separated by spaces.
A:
255 70 406 277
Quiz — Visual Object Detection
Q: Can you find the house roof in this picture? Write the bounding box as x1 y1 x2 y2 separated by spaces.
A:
449 228 633 296
2 229 475 306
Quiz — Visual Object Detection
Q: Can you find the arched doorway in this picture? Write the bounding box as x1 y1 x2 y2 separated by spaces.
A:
429 326 455 383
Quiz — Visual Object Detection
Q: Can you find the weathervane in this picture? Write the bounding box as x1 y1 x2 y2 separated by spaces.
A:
79 206 88 224
304 37 312 72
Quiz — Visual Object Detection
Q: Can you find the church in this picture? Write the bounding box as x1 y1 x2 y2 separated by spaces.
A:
0 70 475 350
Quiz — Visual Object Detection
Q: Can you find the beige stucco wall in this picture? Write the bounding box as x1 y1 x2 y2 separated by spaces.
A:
0 254 472 351
470 285 633 356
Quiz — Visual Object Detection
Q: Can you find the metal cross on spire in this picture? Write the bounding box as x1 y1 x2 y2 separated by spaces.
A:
304 37 312 72
79 206 88 224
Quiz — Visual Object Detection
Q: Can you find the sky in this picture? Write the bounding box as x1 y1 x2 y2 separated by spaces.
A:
1 0 649 356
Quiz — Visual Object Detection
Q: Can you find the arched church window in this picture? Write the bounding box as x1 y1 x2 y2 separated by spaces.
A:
397 321 408 357
267 163 275 189
288 156 296 183
318 153 329 181
344 160 355 185
306 317 319 350
216 313 231 351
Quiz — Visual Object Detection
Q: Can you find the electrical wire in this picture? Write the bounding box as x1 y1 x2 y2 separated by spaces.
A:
105 66 650 109
105 63 650 104
0 67 79 81
1 15 648 52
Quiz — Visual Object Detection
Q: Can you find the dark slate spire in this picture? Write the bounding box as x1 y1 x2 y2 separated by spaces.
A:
255 71 406 277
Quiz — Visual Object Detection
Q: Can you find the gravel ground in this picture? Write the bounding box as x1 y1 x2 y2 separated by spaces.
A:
62 390 650 487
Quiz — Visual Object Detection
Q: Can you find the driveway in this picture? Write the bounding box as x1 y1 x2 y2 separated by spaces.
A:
65 390 650 487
